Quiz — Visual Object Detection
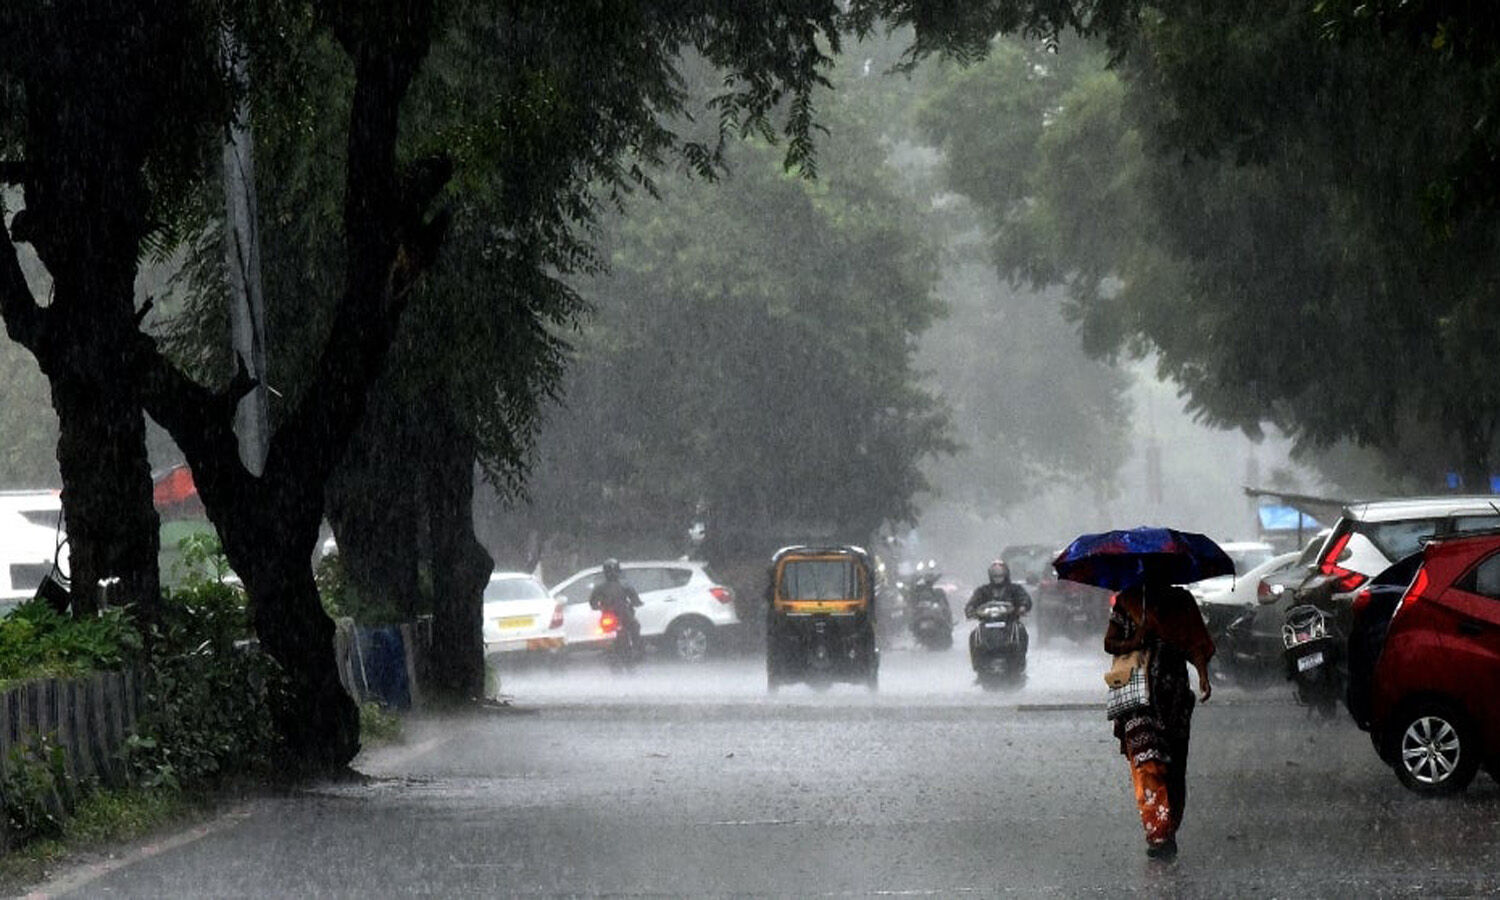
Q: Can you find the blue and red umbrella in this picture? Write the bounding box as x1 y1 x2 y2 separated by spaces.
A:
1052 527 1234 592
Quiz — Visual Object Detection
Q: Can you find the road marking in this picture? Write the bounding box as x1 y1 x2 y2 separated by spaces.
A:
24 804 254 900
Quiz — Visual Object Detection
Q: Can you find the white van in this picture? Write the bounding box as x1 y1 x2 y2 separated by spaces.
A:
0 490 66 612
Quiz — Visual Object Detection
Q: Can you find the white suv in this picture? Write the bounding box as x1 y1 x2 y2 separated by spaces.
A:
1296 496 1500 620
551 561 739 662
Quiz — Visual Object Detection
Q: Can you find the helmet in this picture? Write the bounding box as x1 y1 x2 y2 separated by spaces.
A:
603 558 622 581
987 560 1009 585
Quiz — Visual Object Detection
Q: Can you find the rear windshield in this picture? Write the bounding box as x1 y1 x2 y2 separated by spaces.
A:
1226 547 1273 573
780 558 861 600
1354 519 1441 562
484 577 548 602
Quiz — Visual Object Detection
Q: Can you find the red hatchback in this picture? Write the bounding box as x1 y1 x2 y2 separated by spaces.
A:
1371 531 1500 794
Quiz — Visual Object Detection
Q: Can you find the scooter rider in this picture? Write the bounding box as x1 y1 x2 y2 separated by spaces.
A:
589 559 644 656
966 560 1033 620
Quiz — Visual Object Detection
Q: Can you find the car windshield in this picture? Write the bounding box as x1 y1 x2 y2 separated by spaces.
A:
1227 547 1273 573
780 558 860 600
483 577 548 602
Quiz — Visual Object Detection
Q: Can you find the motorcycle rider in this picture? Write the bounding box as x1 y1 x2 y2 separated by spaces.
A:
589 559 644 660
966 560 1032 652
966 560 1033 618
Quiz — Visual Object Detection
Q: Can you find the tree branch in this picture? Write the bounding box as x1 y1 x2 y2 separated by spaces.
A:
0 218 48 355
134 332 251 498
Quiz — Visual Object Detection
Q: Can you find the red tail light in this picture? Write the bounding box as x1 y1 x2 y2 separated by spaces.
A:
1400 568 1430 611
1350 588 1372 619
1257 580 1272 601
710 587 734 605
1333 571 1367 593
599 610 619 633
1319 531 1352 575
549 603 565 630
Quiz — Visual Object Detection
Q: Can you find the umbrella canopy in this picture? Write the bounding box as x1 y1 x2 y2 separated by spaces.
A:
1052 527 1235 592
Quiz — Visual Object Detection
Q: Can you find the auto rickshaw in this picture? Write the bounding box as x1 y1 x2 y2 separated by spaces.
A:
765 545 879 692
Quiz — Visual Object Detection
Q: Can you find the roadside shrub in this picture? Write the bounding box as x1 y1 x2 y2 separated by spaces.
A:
359 702 403 745
0 599 140 687
2 734 74 845
128 537 286 790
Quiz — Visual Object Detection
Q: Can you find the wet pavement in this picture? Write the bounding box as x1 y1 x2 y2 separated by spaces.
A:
45 637 1500 897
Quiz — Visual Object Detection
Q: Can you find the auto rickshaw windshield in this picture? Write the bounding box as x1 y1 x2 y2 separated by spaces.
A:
780 557 862 600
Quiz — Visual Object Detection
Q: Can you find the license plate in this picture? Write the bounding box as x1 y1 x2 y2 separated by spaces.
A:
498 615 535 630
1297 651 1324 672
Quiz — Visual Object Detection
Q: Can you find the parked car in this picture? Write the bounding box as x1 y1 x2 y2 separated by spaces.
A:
1187 541 1275 602
551 561 739 663
1345 552 1422 731
1367 530 1500 794
1196 549 1301 639
0 491 67 613
1292 497 1500 633
481 572 565 658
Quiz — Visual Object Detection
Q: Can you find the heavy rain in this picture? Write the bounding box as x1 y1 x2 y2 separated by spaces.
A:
1 1 1498 896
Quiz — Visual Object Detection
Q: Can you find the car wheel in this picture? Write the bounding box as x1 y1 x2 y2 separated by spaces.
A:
1391 702 1480 795
667 617 713 663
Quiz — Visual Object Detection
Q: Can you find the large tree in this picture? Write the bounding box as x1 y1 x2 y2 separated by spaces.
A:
0 0 1120 766
919 14 1500 489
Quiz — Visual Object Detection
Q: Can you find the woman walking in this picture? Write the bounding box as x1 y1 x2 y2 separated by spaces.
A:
1104 579 1215 859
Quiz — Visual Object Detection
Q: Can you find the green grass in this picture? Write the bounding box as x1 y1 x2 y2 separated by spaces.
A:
0 786 201 890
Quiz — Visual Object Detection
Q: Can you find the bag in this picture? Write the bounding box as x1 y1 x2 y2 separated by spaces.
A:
1104 648 1151 720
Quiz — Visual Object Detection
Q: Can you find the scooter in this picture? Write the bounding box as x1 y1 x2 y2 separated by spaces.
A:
600 608 643 672
969 599 1028 690
1282 603 1342 719
908 571 954 651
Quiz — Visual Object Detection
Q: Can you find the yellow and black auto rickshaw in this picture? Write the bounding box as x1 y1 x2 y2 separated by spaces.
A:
765 545 879 692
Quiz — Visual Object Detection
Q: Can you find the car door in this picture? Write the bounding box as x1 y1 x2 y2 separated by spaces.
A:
555 570 604 645
622 567 671 637
1440 552 1500 746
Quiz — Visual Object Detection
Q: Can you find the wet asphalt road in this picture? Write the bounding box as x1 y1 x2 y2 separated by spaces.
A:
44 636 1500 897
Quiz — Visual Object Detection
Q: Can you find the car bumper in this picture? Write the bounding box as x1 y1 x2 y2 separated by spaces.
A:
485 636 565 655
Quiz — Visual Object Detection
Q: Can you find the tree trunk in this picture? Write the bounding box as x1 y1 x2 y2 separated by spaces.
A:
217 494 361 771
49 339 161 619
422 409 490 703
327 387 423 623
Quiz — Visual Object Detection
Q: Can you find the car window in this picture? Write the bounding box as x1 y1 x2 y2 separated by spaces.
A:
1358 519 1441 561
624 568 668 592
662 568 692 589
558 577 598 606
8 562 49 592
1459 554 1500 600
483 577 548 602
1451 515 1500 535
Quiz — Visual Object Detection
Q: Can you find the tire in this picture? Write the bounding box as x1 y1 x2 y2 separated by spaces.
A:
666 617 713 664
1391 702 1480 796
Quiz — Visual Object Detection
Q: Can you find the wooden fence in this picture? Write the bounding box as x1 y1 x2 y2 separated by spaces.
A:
0 670 142 785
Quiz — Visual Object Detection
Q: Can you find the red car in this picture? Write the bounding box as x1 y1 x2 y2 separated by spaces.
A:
1370 531 1500 794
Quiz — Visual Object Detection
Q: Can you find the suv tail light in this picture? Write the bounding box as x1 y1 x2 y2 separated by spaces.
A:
549 603 565 630
1333 570 1367 593
710 586 734 605
1394 567 1430 620
1317 530 1365 593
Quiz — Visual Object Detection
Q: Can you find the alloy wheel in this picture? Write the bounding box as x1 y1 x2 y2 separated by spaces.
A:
672 622 710 662
1401 715 1462 785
